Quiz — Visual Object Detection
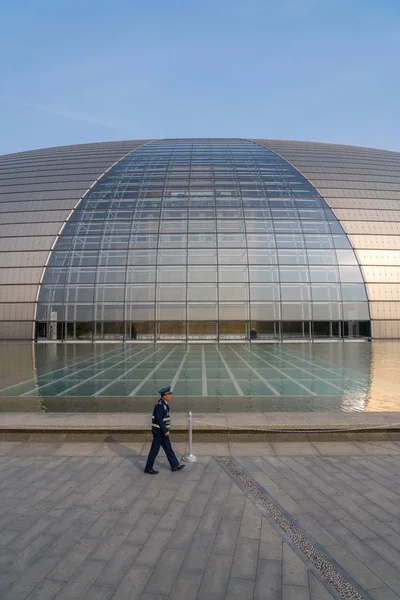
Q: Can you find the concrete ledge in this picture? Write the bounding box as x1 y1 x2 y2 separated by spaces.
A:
1 411 400 441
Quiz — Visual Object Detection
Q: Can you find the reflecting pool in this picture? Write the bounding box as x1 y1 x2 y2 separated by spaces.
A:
0 341 397 412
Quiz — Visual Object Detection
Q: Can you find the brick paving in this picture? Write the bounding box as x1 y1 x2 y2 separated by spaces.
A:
0 440 400 598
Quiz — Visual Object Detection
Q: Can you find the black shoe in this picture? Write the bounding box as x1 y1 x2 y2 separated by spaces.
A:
144 469 159 475
172 464 185 472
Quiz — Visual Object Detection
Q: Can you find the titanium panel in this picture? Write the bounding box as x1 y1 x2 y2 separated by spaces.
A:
0 200 76 212
0 211 71 224
334 209 400 222
0 322 33 339
362 266 400 282
357 250 400 265
0 303 35 320
372 321 400 338
341 222 400 235
0 251 49 268
0 285 37 302
366 284 400 301
370 302 400 320
349 235 400 250
328 199 400 210
0 223 61 237
0 268 43 285
0 237 55 251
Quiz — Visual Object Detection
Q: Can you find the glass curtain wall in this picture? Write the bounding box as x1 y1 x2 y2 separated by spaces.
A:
36 139 370 341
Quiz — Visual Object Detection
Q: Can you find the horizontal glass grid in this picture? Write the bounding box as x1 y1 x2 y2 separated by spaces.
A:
37 139 369 339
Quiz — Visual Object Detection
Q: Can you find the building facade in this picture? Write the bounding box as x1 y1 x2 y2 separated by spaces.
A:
0 138 399 342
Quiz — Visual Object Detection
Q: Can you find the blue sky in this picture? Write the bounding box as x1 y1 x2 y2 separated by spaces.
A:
1 0 399 154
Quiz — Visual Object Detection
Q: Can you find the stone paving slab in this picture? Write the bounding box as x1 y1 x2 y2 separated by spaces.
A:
0 441 400 598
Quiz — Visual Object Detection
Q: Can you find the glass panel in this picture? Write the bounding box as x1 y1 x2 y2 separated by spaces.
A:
126 321 154 340
219 303 249 320
250 303 280 320
219 321 247 339
342 302 370 320
218 234 246 247
157 304 186 320
158 250 187 265
98 251 127 266
335 249 358 265
281 284 310 301
312 321 331 337
278 249 307 265
311 284 341 301
312 303 342 320
250 321 279 340
187 303 218 320
94 304 124 321
341 284 368 301
188 233 216 247
188 266 217 282
157 267 186 283
97 268 126 284
333 235 352 248
250 285 280 301
94 321 124 340
279 266 309 283
188 321 217 339
188 249 217 264
125 304 155 321
126 285 155 302
189 220 216 232
157 285 186 301
245 220 273 233
220 284 248 301
158 321 186 339
339 266 364 283
281 321 309 338
249 267 279 283
218 266 248 283
309 266 339 283
128 250 157 265
65 286 95 302
188 284 217 301
218 249 247 264
281 303 311 320
307 250 337 265
248 249 278 264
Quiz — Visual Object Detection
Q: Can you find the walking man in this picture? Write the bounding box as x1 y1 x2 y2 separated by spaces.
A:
144 386 185 474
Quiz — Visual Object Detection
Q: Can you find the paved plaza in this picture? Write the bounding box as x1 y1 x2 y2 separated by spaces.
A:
0 440 400 598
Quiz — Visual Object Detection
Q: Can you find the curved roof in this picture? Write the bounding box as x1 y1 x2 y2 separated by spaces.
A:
0 138 400 339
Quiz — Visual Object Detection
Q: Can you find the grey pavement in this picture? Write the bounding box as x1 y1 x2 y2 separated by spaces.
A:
1 441 400 598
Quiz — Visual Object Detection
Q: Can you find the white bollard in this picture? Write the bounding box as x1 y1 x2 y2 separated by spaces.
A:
182 411 197 462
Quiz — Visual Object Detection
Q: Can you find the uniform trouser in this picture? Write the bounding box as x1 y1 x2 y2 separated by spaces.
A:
145 432 179 471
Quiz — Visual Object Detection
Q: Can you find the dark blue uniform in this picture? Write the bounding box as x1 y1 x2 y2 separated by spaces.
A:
144 398 179 471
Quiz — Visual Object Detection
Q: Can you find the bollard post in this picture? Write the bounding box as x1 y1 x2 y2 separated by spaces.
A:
182 411 197 462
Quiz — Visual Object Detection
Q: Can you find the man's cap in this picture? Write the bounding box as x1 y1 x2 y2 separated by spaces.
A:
158 386 172 396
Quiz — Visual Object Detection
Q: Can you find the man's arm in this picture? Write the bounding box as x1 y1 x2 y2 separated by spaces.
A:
154 403 168 435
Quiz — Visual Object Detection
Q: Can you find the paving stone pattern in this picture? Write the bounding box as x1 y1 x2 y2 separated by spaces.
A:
1 441 400 598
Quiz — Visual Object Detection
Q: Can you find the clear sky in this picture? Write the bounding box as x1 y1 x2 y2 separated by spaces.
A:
1 0 399 155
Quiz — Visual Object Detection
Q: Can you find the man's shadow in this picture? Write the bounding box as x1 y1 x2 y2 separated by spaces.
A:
103 435 145 472
103 435 171 472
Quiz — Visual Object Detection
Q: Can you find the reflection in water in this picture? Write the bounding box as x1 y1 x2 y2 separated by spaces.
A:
368 342 400 411
0 341 398 412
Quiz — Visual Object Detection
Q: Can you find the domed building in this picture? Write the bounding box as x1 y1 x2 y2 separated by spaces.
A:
0 138 399 342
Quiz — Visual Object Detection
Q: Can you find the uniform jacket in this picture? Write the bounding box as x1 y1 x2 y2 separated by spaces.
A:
151 398 171 435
